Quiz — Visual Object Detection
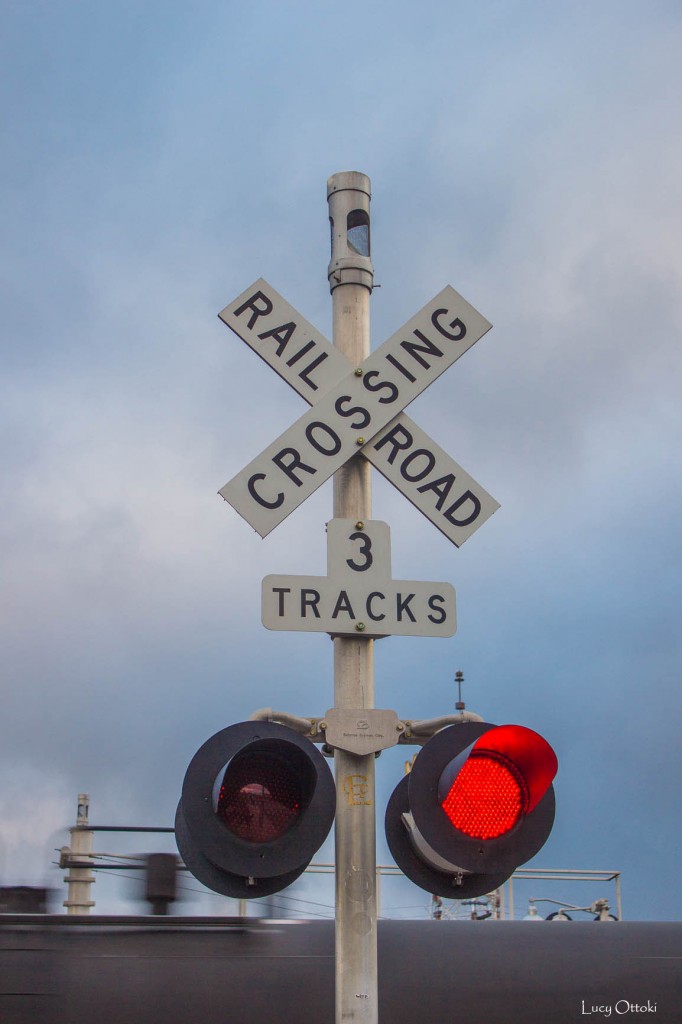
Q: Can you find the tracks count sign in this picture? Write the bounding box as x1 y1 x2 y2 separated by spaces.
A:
262 519 456 639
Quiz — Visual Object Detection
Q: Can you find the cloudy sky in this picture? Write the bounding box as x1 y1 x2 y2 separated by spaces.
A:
1 1 680 921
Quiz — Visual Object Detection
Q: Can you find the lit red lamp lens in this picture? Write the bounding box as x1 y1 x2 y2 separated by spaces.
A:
441 752 527 840
216 753 302 843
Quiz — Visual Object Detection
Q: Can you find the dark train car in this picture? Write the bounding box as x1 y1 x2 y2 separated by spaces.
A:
1 915 680 1023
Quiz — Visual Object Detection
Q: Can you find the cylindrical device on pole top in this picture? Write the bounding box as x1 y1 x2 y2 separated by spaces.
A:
327 171 377 1024
327 172 374 293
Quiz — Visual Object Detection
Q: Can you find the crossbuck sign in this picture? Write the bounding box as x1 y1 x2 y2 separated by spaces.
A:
218 280 500 546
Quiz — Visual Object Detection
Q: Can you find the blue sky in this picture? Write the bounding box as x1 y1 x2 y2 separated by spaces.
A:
1 1 680 921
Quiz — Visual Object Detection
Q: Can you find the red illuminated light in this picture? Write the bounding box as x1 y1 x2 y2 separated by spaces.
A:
217 752 302 843
441 752 526 839
439 725 558 841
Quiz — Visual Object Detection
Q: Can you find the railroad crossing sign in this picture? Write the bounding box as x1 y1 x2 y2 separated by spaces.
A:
262 519 456 638
218 280 499 545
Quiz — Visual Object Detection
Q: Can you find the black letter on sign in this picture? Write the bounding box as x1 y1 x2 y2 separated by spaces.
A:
334 395 371 430
257 321 295 356
285 339 316 366
272 447 316 487
396 593 417 623
385 353 417 383
431 308 466 341
399 329 443 370
366 592 386 621
272 588 291 616
298 352 329 391
362 370 399 404
233 291 274 330
248 473 284 509
373 422 413 464
427 594 447 624
301 589 321 618
332 591 355 619
444 489 481 527
305 421 342 456
401 448 436 483
417 473 455 511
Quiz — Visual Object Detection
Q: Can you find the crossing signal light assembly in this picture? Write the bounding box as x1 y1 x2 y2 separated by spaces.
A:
177 718 556 901
176 721 335 898
385 722 558 899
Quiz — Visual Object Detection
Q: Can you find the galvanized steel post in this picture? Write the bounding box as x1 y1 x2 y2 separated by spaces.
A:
327 171 377 1024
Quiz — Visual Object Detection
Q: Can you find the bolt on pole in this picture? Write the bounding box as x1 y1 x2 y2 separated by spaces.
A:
327 171 378 1024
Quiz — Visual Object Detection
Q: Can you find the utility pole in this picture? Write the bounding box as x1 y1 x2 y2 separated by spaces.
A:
63 793 95 914
328 172 377 1024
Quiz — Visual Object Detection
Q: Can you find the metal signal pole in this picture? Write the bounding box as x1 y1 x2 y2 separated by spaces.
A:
327 172 377 1024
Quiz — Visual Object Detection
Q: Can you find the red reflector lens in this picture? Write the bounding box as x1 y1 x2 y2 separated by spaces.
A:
217 753 302 843
441 753 526 839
